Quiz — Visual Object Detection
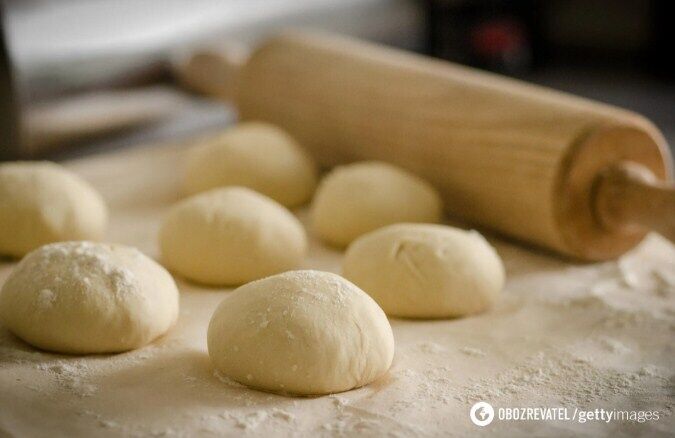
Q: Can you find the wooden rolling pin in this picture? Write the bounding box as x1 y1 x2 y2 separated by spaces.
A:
175 31 674 261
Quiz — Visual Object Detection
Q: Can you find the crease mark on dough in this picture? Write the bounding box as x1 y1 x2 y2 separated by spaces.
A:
392 240 428 286
350 317 367 384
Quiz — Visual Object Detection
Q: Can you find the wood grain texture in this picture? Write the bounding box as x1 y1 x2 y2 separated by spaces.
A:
230 32 672 260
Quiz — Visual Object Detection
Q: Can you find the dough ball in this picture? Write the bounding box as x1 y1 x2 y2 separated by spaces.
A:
184 122 318 207
0 162 108 257
159 187 307 286
343 224 504 318
207 270 394 395
0 241 179 354
310 161 442 247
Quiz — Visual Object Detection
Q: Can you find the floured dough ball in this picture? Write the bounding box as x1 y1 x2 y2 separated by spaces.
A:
0 241 179 354
310 161 442 247
159 187 307 286
343 224 504 318
0 162 108 257
208 270 394 395
184 122 318 207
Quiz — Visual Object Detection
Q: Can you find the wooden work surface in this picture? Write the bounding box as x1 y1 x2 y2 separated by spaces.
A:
0 142 673 437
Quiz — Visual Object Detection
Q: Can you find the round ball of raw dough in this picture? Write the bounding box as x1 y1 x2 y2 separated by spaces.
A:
159 187 307 286
0 162 108 257
207 270 394 395
343 224 504 318
0 241 179 354
184 122 318 207
310 161 442 247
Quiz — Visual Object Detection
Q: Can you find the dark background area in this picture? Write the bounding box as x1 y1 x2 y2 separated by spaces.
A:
426 0 674 145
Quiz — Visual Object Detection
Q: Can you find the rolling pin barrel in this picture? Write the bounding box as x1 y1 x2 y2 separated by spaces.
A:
177 32 674 261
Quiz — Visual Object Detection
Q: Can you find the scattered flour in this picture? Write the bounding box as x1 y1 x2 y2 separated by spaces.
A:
459 347 486 357
213 371 247 389
456 351 666 406
99 419 119 428
199 406 296 432
35 360 98 397
13 241 141 303
417 342 446 354
270 408 295 422
233 411 268 430
36 289 55 309
597 337 631 354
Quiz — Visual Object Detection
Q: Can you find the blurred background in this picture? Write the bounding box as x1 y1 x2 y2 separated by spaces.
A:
1 0 673 161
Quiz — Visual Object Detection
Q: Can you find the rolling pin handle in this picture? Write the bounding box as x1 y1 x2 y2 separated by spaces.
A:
172 44 249 101
595 161 675 243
